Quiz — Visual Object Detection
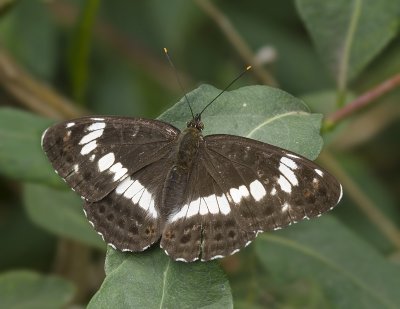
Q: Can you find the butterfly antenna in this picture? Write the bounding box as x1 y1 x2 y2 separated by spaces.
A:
199 65 252 117
163 48 195 119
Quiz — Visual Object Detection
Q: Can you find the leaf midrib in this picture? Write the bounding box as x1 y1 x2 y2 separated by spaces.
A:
259 234 397 309
246 111 309 138
337 0 362 91
159 259 171 309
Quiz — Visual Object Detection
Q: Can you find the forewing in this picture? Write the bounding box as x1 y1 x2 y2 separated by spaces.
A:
204 134 342 231
42 116 179 201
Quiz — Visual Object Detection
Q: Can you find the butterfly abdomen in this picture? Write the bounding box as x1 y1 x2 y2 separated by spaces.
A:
161 128 203 219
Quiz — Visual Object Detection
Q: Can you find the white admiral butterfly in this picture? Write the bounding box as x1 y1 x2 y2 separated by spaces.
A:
42 71 342 262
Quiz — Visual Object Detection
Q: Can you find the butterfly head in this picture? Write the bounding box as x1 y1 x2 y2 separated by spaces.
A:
186 113 204 131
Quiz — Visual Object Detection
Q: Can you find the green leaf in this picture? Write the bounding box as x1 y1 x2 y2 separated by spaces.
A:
160 85 323 160
256 216 400 308
0 108 62 187
0 271 75 309
296 0 400 93
334 154 400 254
23 183 105 250
88 248 233 309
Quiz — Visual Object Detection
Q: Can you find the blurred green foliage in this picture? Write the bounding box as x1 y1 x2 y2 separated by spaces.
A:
0 0 399 308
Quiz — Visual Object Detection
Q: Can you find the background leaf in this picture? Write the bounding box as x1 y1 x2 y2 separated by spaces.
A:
88 248 233 309
256 216 400 308
296 0 400 90
0 108 62 187
160 84 323 160
23 183 105 251
0 271 75 309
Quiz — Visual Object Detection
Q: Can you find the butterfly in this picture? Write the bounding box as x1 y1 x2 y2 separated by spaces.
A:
41 97 342 262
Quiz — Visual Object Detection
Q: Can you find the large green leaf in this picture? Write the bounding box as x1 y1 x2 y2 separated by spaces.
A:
89 84 324 307
88 248 233 309
256 216 400 308
296 0 399 89
0 108 62 187
160 84 323 160
23 183 105 250
0 271 75 309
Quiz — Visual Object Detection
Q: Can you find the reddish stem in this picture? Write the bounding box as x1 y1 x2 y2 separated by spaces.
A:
327 74 400 125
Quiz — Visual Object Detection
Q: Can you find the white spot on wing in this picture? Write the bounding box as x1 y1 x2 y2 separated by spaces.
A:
338 183 343 203
205 195 219 214
231 249 240 255
80 140 97 155
176 258 187 262
187 199 201 217
148 198 158 218
79 129 104 145
66 122 75 128
230 185 250 204
277 175 292 193
91 117 104 121
87 122 106 131
230 187 242 204
279 163 298 186
98 153 115 172
315 169 324 177
199 198 208 215
41 128 48 147
249 180 267 201
138 190 151 211
282 202 290 212
116 177 134 195
124 180 142 198
280 157 298 169
109 162 128 181
217 195 230 215
271 187 277 196
287 153 300 159
204 195 219 214
171 204 188 222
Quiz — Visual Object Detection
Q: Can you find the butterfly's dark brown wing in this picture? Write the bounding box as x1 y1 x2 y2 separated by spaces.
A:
204 134 342 228
160 134 342 261
84 156 174 252
42 116 180 252
42 116 180 201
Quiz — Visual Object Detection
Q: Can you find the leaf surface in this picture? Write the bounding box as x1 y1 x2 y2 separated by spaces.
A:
160 85 323 160
23 183 105 250
0 108 62 187
88 248 233 309
0 271 74 309
256 216 400 308
296 0 400 88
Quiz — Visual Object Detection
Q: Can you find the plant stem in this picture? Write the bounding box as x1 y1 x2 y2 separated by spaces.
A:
195 0 278 86
325 73 400 129
0 47 85 119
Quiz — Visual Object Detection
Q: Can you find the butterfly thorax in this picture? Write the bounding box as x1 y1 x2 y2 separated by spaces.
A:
175 127 203 170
